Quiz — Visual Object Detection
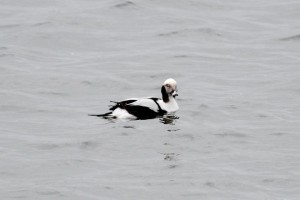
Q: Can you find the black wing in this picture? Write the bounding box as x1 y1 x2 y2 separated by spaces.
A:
89 98 166 120
109 99 137 111
111 98 166 120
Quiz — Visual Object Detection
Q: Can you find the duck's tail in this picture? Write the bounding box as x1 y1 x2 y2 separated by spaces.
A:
88 112 112 117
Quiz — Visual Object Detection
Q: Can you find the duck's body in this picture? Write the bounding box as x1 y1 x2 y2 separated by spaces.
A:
90 78 179 120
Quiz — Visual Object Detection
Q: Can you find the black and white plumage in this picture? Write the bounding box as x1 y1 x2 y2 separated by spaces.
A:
90 78 179 120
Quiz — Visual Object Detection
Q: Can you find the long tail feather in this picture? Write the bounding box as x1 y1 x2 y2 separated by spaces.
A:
88 112 112 117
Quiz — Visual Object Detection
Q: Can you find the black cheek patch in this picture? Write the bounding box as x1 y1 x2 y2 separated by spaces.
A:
161 86 169 103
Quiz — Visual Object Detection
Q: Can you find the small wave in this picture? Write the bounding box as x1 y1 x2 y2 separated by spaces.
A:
158 31 180 37
158 28 221 37
32 21 51 27
0 24 21 29
214 132 247 138
123 125 135 129
0 53 14 58
0 46 14 57
114 0 136 8
280 34 300 41
80 141 99 150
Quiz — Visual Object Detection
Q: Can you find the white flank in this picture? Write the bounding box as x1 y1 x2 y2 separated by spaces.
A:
112 108 137 119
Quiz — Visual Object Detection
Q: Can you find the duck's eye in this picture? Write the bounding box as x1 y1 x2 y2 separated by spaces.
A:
166 84 171 87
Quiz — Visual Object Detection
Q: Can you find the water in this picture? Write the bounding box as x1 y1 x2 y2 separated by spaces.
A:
1 0 300 199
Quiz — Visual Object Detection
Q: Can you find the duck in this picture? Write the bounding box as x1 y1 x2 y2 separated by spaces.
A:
90 78 179 120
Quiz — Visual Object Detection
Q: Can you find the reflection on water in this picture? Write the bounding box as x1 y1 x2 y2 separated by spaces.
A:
90 113 179 125
159 114 179 125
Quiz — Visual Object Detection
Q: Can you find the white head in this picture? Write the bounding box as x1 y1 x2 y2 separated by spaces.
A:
161 78 178 102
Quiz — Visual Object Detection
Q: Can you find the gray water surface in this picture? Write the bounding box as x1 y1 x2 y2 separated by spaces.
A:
1 0 300 199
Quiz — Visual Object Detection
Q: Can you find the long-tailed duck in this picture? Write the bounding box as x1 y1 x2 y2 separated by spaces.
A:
90 78 179 120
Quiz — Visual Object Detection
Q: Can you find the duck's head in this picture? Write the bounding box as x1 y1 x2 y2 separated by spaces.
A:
161 78 178 102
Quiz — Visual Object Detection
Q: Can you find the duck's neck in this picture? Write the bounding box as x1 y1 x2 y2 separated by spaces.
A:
167 95 176 103
163 95 178 112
